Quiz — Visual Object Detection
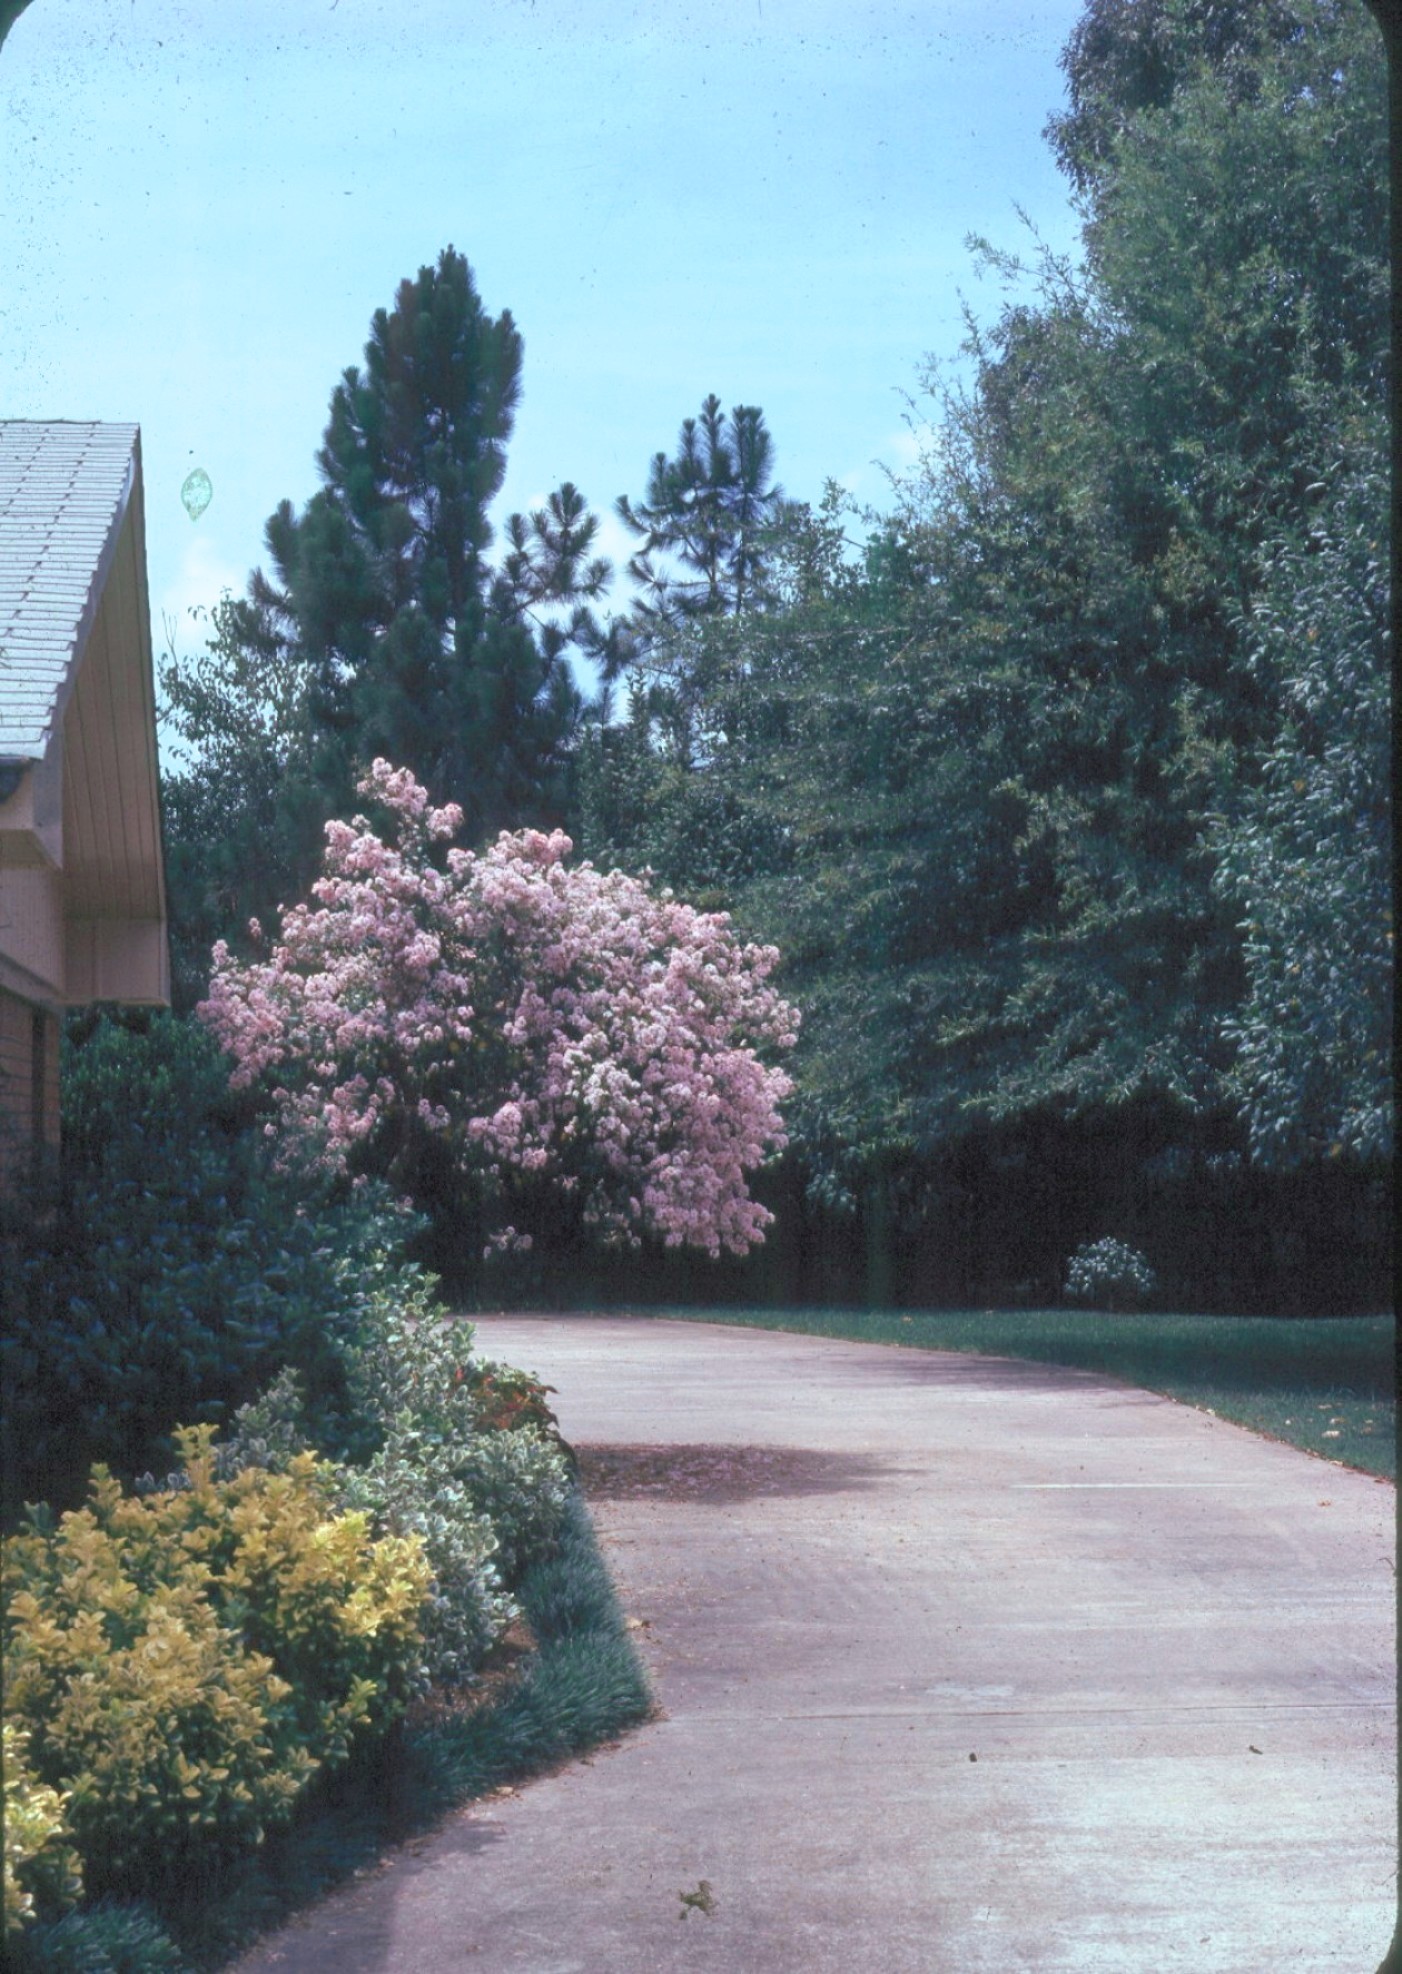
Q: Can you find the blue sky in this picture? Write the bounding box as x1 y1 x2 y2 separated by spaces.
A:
1 0 1087 699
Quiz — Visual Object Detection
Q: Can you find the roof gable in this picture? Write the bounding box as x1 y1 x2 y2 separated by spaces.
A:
0 421 140 760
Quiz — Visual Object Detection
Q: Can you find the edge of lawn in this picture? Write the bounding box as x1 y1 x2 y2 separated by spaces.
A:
624 1304 1395 1482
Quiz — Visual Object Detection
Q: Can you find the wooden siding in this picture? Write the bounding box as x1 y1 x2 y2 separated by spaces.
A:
0 984 58 1189
0 861 64 1002
62 495 165 926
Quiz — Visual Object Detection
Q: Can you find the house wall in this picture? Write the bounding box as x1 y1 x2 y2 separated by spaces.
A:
60 495 168 1004
62 499 165 927
0 983 59 1186
0 861 65 1002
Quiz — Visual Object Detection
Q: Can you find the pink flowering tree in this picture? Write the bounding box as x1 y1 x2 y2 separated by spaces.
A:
198 760 798 1265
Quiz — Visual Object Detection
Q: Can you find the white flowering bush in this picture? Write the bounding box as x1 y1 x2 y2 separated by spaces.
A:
450 1429 574 1585
1065 1237 1157 1311
337 1284 573 1680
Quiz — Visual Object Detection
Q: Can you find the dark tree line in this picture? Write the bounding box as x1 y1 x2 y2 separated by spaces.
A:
573 0 1391 1309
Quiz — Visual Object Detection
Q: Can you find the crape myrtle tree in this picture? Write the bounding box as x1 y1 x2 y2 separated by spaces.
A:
199 760 799 1292
162 248 611 1006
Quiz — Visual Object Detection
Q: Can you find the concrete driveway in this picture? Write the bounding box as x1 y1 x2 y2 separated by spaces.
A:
232 1315 1396 1972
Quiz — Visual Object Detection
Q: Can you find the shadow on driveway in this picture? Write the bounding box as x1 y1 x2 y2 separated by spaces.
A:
575 1443 893 1504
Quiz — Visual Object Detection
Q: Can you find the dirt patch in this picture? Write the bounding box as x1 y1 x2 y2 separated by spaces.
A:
575 1442 890 1504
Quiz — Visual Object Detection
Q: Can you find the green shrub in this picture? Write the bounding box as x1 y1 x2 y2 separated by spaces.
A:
173 1432 433 1762
6 1900 185 1974
516 1498 630 1647
210 1368 311 1481
0 1014 418 1517
335 1289 573 1675
340 1272 485 1453
416 1492 651 1802
1064 1237 1158 1311
334 1443 511 1687
449 1428 573 1584
4 1723 83 1938
3 1431 431 1902
203 1292 572 1685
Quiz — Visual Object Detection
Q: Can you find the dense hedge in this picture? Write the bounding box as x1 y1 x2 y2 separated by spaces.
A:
0 1014 418 1518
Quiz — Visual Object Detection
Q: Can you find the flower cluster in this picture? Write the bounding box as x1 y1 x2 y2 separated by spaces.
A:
200 760 798 1257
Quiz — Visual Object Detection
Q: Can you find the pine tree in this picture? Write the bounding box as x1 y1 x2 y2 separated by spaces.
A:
254 246 598 831
162 248 611 999
615 395 784 651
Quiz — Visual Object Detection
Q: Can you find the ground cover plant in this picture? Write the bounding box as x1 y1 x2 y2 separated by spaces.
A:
649 1307 1395 1480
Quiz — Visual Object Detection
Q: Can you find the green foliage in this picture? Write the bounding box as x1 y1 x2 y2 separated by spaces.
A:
2 1433 430 1905
7 1900 185 1974
408 1491 651 1803
447 1428 574 1585
206 1279 574 1682
333 1446 511 1689
211 1369 312 1481
0 1013 417 1516
1047 0 1312 195
339 1273 483 1450
4 1724 83 1938
615 394 785 646
1064 1237 1158 1310
334 1289 573 1676
158 594 327 1011
176 1433 432 1762
583 0 1388 1238
1211 455 1392 1165
515 1495 630 1646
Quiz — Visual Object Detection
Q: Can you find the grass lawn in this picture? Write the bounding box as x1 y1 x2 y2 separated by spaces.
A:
644 1306 1396 1481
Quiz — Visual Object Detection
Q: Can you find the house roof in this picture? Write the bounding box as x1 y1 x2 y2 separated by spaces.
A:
0 421 140 760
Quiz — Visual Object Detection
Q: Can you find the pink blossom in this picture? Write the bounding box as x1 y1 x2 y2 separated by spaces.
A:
198 761 798 1257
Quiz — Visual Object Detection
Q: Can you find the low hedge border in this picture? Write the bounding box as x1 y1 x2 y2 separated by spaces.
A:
10 1490 653 1974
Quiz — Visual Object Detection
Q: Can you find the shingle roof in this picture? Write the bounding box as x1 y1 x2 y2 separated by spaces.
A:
0 421 140 759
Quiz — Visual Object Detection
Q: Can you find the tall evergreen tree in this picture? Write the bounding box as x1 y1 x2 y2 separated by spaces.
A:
163 248 610 1001
255 246 594 830
615 394 785 649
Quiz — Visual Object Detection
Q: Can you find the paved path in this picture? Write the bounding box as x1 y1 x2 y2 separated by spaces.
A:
233 1316 1396 1972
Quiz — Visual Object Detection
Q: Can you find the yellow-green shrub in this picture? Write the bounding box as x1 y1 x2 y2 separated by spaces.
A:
3 1723 83 1937
150 1429 433 1761
2 1431 431 1901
